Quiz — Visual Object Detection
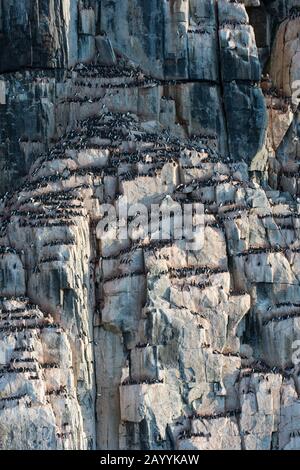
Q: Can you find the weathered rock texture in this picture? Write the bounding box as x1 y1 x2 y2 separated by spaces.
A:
0 0 300 451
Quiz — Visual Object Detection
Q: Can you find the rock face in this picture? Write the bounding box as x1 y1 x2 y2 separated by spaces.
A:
0 0 267 194
0 0 96 72
270 14 300 97
0 0 300 451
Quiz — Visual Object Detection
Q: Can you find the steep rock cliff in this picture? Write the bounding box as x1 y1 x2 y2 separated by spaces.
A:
0 0 300 451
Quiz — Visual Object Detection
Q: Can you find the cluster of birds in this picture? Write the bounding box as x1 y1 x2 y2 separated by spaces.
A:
0 221 9 238
191 132 218 143
176 183 248 205
135 343 151 349
46 385 67 397
19 220 76 229
218 199 239 207
25 167 101 194
281 171 300 178
190 409 241 421
44 200 84 209
118 170 139 182
111 148 179 167
220 20 248 29
0 132 227 242
122 378 164 386
16 213 82 229
12 186 63 206
262 310 300 326
178 431 211 440
39 256 61 264
25 111 219 179
274 302 300 309
176 175 244 194
1 313 39 322
0 246 20 256
145 239 177 253
240 360 294 379
103 271 144 284
21 189 84 207
187 28 210 35
12 209 50 217
280 224 296 230
229 289 247 296
0 295 29 303
0 397 33 409
40 363 59 370
212 350 241 358
103 239 177 263
0 393 27 403
221 204 249 215
73 72 155 90
19 212 81 226
185 309 205 318
269 200 291 207
258 212 300 220
11 358 36 364
60 95 106 104
13 208 84 218
180 280 212 291
73 62 149 81
219 212 243 221
43 238 76 247
181 160 213 170
0 322 60 334
173 304 204 317
14 346 35 352
235 246 287 257
95 76 157 90
2 48 300 432
0 366 36 375
102 245 140 261
7 205 80 230
119 258 133 266
168 266 227 279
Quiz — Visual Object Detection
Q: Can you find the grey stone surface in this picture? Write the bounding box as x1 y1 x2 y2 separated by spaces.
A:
0 0 299 451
